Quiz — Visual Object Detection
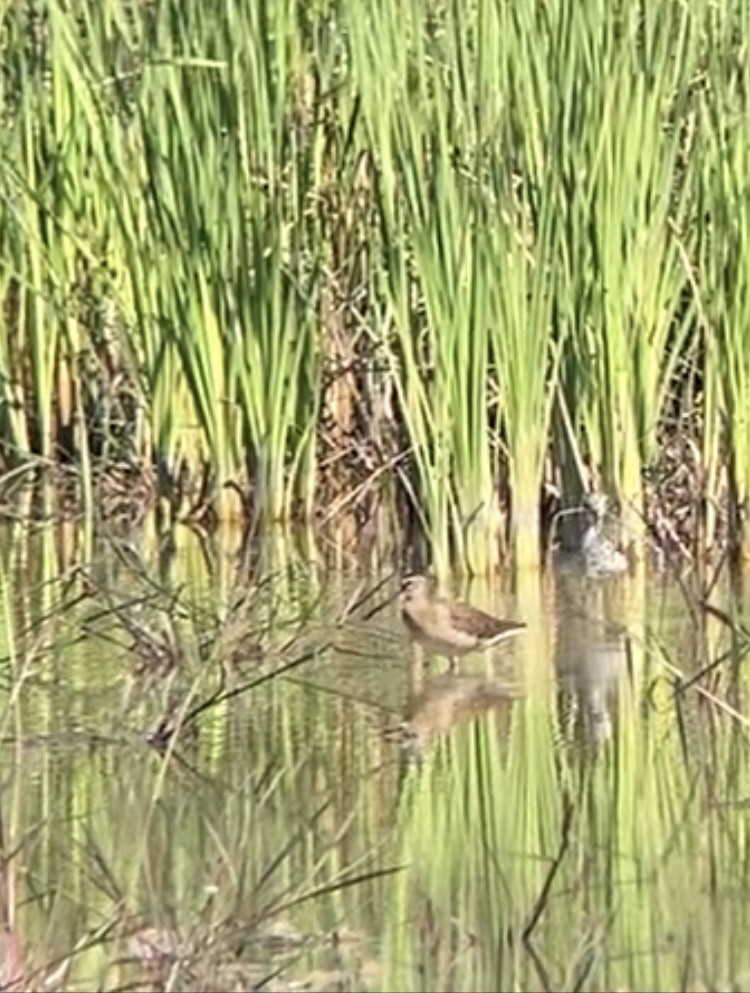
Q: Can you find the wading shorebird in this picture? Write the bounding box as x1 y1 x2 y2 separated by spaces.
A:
399 574 526 673
580 492 629 577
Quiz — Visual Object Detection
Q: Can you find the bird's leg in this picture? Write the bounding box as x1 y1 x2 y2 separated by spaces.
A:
448 655 458 674
484 649 493 679
408 646 425 699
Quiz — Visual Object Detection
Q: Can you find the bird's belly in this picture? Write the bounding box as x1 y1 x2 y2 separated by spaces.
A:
411 628 478 656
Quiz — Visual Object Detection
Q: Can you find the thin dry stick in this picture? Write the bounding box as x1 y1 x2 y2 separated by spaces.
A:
318 449 410 527
658 656 750 728
520 794 575 943
508 795 576 993
676 642 750 696
148 576 393 748
671 597 750 693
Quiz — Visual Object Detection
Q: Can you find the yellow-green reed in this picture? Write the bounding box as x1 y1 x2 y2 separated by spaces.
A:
1 16 58 477
347 0 561 572
551 0 702 541
347 0 471 575
692 3 750 557
479 0 567 572
3 0 750 571
2 0 325 523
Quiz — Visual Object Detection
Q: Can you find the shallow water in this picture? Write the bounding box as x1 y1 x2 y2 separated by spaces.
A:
1 521 749 992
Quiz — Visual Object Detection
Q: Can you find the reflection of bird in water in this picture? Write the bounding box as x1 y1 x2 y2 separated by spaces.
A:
579 492 629 577
555 578 632 747
382 675 522 759
399 574 526 673
0 928 24 992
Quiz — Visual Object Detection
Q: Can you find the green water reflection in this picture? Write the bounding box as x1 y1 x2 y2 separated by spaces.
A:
1 521 750 992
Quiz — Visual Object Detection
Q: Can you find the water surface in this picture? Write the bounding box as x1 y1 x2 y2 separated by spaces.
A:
1 522 749 992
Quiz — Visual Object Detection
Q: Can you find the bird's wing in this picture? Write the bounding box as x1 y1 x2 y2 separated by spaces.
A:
447 601 525 641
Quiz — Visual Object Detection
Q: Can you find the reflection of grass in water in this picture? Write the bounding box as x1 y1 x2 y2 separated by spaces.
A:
383 632 750 993
5 666 402 989
4 524 750 990
0 526 402 990
384 693 561 992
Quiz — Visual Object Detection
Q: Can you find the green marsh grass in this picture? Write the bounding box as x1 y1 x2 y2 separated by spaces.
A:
550 0 702 540
3 0 750 570
693 30 750 555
